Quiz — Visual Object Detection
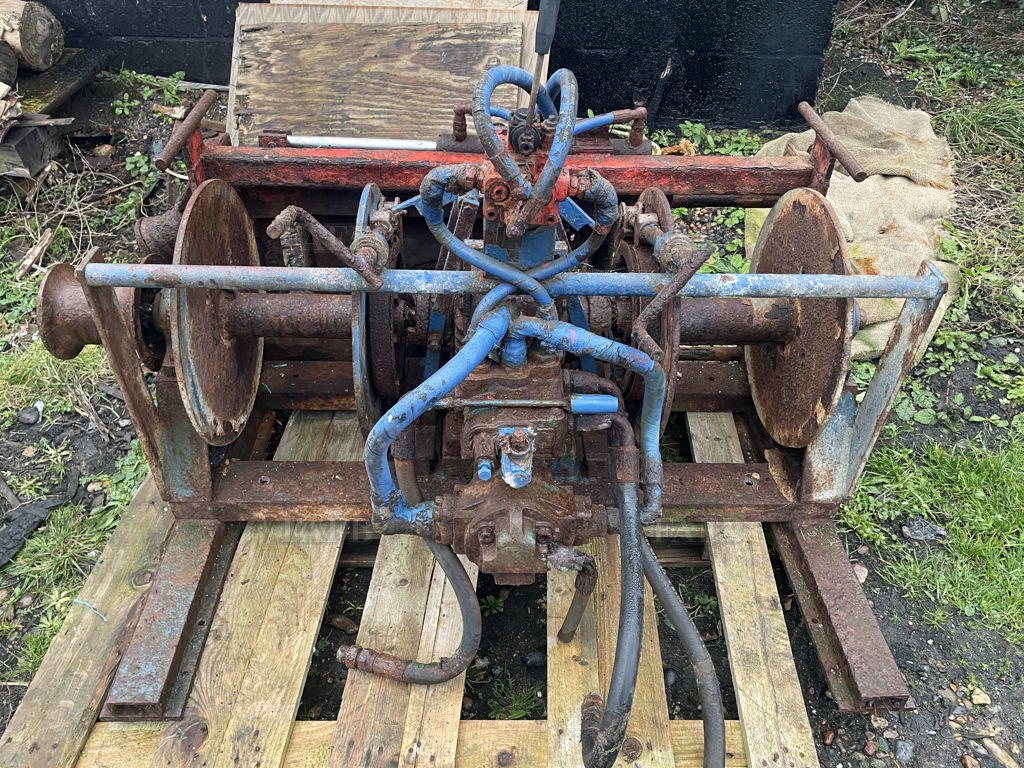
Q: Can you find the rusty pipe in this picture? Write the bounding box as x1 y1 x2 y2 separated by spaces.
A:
155 89 220 171
266 206 384 289
632 243 713 362
797 102 868 182
337 538 481 684
220 293 352 338
677 297 798 345
37 263 132 360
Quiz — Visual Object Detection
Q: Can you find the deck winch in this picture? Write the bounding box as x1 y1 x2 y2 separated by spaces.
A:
35 8 946 765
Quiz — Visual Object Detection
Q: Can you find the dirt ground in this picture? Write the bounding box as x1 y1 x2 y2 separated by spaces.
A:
1 5 1023 767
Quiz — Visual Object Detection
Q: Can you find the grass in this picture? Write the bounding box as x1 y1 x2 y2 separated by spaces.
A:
943 97 1024 158
0 441 147 682
0 341 108 418
486 673 544 720
841 437 1024 642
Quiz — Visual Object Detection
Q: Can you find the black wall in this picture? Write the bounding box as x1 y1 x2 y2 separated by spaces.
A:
548 0 839 127
48 0 837 127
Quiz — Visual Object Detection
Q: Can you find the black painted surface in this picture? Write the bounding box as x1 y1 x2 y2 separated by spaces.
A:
546 0 838 127
46 0 835 126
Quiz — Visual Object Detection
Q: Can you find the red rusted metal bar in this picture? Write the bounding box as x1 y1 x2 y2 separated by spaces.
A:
156 89 220 171
168 460 826 522
197 144 816 199
772 521 914 713
103 520 227 719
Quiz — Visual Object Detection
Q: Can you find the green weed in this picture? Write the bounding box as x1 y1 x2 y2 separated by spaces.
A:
0 340 108 417
480 595 505 617
486 674 544 720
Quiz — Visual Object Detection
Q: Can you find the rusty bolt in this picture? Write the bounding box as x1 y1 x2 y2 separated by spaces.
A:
487 181 511 203
478 527 495 546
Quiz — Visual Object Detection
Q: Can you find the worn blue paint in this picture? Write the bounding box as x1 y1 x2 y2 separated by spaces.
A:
84 264 947 301
476 458 494 482
570 394 620 414
558 198 594 231
364 310 511 533
565 295 597 373
498 426 536 489
502 316 667 519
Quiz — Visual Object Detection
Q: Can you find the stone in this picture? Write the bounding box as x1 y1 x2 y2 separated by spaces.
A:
17 594 33 609
874 736 890 754
822 730 836 746
91 144 116 158
663 668 677 688
883 729 898 739
971 688 991 706
894 740 914 763
870 760 886 768
16 405 40 425
863 741 877 756
853 562 869 584
902 516 947 541
524 650 545 668
327 613 359 633
960 755 980 768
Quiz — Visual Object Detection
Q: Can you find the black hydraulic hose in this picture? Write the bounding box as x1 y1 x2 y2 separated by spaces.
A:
640 536 725 768
581 472 644 768
339 437 482 685
337 539 482 685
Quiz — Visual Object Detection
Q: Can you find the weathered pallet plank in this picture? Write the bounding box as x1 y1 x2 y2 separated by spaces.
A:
592 534 675 767
228 4 537 145
81 719 747 767
0 479 172 768
152 410 356 768
687 412 817 768
268 0 527 7
547 543 600 767
399 552 480 767
328 534 436 766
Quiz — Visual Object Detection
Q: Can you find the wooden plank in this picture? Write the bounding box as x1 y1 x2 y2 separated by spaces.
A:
546 543 600 767
269 0 527 8
81 719 746 767
153 410 356 768
0 478 173 768
687 412 817 768
592 535 675 767
328 535 435 766
228 4 537 144
399 553 479 766
17 48 108 115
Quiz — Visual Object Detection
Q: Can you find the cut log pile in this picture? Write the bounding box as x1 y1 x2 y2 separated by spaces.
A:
0 0 69 178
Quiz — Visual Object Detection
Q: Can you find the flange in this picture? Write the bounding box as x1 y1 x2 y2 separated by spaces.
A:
746 187 855 449
170 178 263 446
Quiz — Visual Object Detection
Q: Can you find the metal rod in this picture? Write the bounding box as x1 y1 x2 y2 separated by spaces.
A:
155 89 220 171
286 135 438 151
83 264 947 300
797 102 868 182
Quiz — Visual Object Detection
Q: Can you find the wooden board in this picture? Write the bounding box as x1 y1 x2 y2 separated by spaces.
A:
17 47 107 115
0 478 172 768
687 412 818 768
151 410 357 768
81 719 748 767
227 4 538 145
269 0 527 7
592 535 675 767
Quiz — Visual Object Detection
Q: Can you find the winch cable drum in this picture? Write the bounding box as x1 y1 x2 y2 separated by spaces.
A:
30 0 953 761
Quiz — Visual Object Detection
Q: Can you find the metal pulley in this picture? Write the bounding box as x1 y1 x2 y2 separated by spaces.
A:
746 187 855 448
170 178 265 446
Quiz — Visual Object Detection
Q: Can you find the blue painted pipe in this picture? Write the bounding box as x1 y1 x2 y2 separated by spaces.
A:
82 263 949 300
570 394 620 414
573 112 615 135
364 310 512 534
417 165 556 317
503 316 667 520
472 66 555 191
468 170 619 329
510 68 579 235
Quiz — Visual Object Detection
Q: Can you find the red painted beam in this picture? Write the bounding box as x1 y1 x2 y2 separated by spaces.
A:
198 145 815 200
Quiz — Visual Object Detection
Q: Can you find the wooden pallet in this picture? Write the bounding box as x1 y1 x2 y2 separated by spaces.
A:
0 408 818 768
227 3 541 145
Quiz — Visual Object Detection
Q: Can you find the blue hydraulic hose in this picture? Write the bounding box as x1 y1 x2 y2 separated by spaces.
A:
417 166 556 318
472 66 556 191
365 310 512 534
509 68 579 237
468 169 619 328
504 317 667 521
573 112 616 135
